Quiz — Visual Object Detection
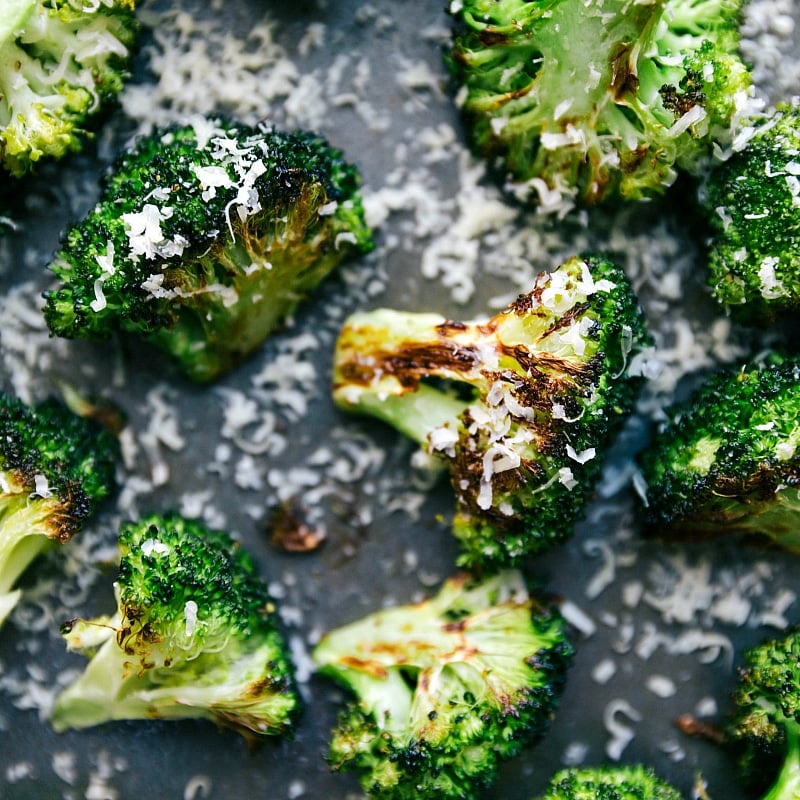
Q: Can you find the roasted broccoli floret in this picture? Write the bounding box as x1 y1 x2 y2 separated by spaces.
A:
700 101 800 322
533 764 684 800
51 512 300 738
447 0 752 208
0 392 118 628
44 118 373 383
0 0 137 176
333 254 650 569
313 570 573 800
637 354 800 547
726 627 800 799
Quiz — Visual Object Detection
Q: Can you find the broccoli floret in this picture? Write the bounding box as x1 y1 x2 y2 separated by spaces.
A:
726 627 800 799
43 118 374 383
637 353 800 548
447 0 751 208
313 570 573 800
700 101 800 322
51 512 300 738
0 392 118 628
333 254 650 569
0 0 137 176
533 764 684 800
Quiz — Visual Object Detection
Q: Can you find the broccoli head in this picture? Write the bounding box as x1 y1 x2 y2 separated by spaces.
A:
727 627 800 799
533 764 684 800
44 117 374 383
51 512 300 738
637 354 800 548
313 570 573 800
447 0 751 208
700 101 800 322
0 0 138 176
333 254 651 569
0 392 118 628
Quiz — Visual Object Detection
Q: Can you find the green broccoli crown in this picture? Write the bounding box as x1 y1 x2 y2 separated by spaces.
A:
727 628 800 799
0 0 138 176
638 353 800 548
51 512 301 738
44 117 374 382
701 101 800 322
333 254 651 569
447 0 751 208
313 570 573 800
0 392 118 626
533 764 683 800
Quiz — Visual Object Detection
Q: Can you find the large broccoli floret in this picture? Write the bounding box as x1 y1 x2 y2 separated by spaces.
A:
51 512 300 738
447 0 752 208
533 764 684 800
700 101 800 322
44 117 374 383
726 627 800 800
313 570 573 800
0 392 118 628
333 254 651 569
0 0 137 176
637 353 800 548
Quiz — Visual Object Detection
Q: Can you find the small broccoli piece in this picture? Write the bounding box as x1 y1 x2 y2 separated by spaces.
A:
637 354 800 548
333 254 650 569
447 0 751 208
0 0 137 176
43 118 373 383
700 101 800 322
0 392 118 628
533 764 684 800
51 512 300 738
727 627 800 799
313 570 573 800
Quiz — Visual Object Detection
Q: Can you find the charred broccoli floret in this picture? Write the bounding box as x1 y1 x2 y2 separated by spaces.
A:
700 100 800 322
637 354 800 547
727 627 800 799
333 254 651 569
447 0 752 208
533 764 684 800
51 512 300 738
0 0 137 176
44 117 373 383
313 570 573 800
0 392 118 628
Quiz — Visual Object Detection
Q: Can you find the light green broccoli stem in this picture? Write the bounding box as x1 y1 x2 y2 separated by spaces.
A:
763 719 800 800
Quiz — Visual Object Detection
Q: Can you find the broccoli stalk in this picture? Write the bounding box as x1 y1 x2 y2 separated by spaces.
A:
533 764 684 800
0 0 137 176
313 570 573 800
727 628 800 800
51 513 300 738
447 0 752 208
637 353 800 549
700 100 800 322
333 254 651 569
44 118 374 383
0 393 118 628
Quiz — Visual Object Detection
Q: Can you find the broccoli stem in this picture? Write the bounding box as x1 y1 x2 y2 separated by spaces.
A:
764 720 800 800
0 0 34 42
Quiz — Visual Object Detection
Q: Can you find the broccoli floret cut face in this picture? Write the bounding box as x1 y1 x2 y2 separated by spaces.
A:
0 0 138 176
44 118 374 383
51 512 300 738
333 254 651 569
727 627 800 799
638 354 800 549
701 101 800 322
0 392 118 627
447 0 752 209
313 570 573 800
534 764 683 800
